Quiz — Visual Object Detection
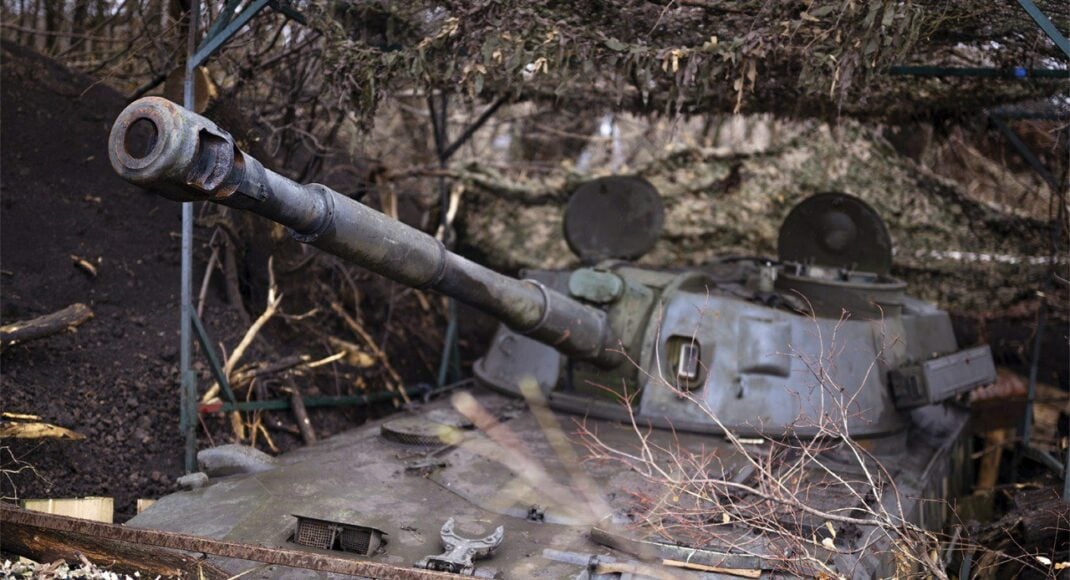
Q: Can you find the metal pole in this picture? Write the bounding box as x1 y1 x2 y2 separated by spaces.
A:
426 94 508 386
180 0 201 474
987 118 1066 488
1064 414 1070 501
1016 0 1070 59
430 92 461 387
989 116 1062 193
1013 300 1046 475
888 65 1070 78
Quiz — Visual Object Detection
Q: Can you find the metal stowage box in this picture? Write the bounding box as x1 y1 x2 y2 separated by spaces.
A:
890 346 997 409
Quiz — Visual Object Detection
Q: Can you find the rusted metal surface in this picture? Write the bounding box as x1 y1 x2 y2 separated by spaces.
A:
0 503 457 579
108 97 621 368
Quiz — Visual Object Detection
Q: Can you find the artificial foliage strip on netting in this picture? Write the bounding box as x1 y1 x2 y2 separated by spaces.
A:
309 0 1068 126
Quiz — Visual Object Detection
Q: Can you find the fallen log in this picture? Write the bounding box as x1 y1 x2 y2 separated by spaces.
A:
0 303 93 347
967 486 1070 577
1 519 229 578
0 503 456 578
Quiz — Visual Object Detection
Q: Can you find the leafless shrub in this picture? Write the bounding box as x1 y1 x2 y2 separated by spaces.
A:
566 307 952 578
0 445 49 502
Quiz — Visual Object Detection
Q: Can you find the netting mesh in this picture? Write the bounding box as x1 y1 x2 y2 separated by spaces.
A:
314 0 1069 124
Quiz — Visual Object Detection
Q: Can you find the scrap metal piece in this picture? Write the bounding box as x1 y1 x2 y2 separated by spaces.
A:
402 439 457 475
415 518 504 575
404 457 449 475
589 526 767 571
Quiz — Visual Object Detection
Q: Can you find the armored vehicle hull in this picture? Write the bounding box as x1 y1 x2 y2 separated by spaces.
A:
129 389 970 578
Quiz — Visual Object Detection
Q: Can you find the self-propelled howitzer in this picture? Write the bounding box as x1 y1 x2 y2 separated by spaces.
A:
110 97 1001 578
110 96 996 440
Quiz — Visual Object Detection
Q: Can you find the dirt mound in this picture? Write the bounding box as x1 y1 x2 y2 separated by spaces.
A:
0 43 463 522
0 42 189 520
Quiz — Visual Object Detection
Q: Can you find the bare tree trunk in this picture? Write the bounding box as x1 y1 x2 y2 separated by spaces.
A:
42 0 61 53
70 0 90 56
93 0 108 56
29 0 42 51
16 0 30 44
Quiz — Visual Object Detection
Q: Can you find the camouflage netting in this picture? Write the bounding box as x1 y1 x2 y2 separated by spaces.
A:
311 0 1068 125
449 118 1059 315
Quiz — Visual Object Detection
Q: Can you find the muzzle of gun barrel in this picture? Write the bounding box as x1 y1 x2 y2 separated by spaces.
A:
109 96 244 202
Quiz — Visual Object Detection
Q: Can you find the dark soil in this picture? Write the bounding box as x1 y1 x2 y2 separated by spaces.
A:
0 41 192 520
0 44 408 521
0 43 491 522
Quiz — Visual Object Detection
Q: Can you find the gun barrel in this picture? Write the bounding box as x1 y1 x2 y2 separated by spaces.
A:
109 97 621 367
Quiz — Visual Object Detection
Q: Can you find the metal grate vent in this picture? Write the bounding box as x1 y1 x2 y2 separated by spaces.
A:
292 515 385 556
339 527 372 553
294 518 336 550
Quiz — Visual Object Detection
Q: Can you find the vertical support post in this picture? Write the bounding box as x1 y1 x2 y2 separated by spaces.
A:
1012 300 1046 483
180 0 201 474
1064 422 1070 501
430 92 462 387
425 94 506 387
991 113 1064 488
989 116 1061 193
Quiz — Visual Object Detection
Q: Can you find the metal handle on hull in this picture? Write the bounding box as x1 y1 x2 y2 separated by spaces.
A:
109 97 622 368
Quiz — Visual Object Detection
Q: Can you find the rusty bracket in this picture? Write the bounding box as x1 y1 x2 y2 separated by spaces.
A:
0 503 456 579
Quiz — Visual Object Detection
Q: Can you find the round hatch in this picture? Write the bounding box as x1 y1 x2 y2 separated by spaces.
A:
777 192 892 275
563 176 664 263
380 417 455 446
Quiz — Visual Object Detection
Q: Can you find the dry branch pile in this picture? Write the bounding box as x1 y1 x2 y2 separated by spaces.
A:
573 315 952 577
188 207 452 450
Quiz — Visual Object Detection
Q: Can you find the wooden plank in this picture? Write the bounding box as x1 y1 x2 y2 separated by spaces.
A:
22 497 113 523
975 428 1010 490
136 499 157 514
